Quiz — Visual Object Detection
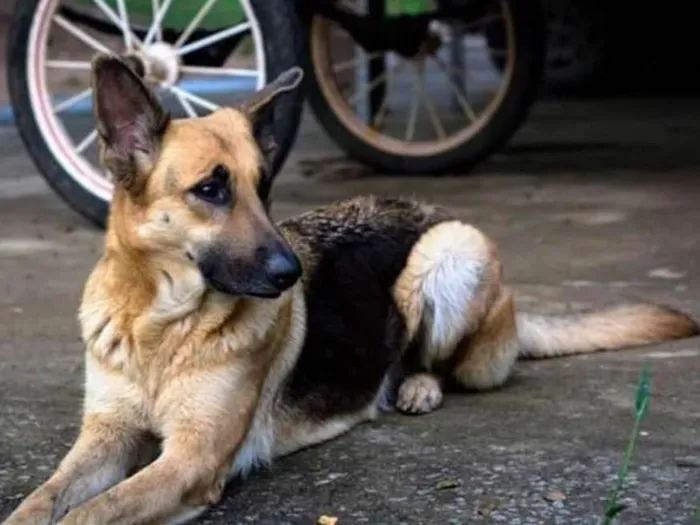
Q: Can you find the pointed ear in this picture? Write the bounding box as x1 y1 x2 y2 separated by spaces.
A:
91 54 170 196
240 67 304 167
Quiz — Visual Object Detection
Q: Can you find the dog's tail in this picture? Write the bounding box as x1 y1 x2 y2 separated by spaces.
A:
517 303 699 359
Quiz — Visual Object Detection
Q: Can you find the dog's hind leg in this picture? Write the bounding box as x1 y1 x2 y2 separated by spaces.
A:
449 286 519 391
392 220 510 414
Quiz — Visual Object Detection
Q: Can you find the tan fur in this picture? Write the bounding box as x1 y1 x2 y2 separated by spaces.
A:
451 288 519 390
517 303 700 358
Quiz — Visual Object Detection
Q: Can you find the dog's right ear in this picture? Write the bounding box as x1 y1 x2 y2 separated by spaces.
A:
91 54 170 196
240 67 304 168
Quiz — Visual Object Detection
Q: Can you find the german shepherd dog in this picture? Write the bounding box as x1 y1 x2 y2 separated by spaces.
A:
4 55 698 525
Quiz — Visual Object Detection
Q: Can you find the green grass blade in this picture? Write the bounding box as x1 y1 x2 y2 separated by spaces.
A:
634 363 651 419
600 363 652 525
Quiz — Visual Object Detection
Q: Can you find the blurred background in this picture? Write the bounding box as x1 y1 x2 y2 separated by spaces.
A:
3 0 700 227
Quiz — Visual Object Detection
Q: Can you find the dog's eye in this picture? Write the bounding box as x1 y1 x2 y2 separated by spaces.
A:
192 179 231 205
191 165 232 206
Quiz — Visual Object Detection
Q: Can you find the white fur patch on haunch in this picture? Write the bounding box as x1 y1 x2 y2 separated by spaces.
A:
393 221 489 368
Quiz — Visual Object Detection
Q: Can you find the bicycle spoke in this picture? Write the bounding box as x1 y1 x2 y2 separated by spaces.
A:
462 12 503 32
337 0 362 15
92 0 140 49
431 55 477 122
448 24 466 98
116 0 135 49
144 0 174 45
46 60 91 70
75 129 98 154
169 85 220 112
332 51 384 74
175 0 219 48
171 89 198 118
180 65 259 78
416 63 445 139
442 43 510 67
54 88 93 114
435 59 469 80
176 22 251 57
54 15 113 54
347 60 394 106
152 0 162 42
372 60 399 129
404 70 420 141
372 91 391 129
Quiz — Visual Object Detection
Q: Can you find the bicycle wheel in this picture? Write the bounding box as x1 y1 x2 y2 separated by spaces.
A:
304 0 546 174
8 0 304 227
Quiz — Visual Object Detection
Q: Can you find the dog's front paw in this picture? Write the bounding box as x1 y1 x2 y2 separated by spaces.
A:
396 373 443 415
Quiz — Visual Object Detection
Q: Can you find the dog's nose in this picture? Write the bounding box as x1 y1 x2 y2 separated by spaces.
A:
264 250 301 291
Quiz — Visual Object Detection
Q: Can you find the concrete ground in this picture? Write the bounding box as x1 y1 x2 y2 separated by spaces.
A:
1 97 700 525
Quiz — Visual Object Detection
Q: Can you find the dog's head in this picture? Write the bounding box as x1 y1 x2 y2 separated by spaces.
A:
91 55 303 298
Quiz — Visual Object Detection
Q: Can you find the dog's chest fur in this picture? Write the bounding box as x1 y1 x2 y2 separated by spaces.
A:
78 257 291 433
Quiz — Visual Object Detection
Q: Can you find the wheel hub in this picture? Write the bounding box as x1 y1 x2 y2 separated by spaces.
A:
137 42 181 87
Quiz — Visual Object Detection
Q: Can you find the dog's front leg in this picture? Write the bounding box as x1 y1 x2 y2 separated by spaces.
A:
2 416 141 525
56 369 260 525
57 446 225 525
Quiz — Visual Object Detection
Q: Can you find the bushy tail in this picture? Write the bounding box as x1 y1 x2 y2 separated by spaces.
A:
517 303 699 359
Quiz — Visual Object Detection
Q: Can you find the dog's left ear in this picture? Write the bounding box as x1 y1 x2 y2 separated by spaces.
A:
91 54 170 196
240 67 304 167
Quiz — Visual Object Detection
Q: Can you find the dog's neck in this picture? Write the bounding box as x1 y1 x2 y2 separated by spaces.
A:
79 243 270 381
80 193 233 369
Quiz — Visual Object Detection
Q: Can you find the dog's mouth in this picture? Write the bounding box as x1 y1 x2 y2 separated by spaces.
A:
245 288 283 299
203 272 287 299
